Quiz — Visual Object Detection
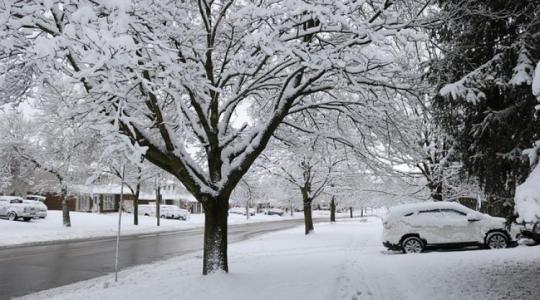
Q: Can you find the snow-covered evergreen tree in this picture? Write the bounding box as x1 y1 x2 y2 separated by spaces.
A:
430 0 540 217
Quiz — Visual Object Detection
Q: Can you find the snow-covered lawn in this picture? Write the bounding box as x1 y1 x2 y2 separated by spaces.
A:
0 210 344 247
18 218 540 300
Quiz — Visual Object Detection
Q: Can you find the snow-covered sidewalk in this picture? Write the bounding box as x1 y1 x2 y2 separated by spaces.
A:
18 218 540 300
0 210 344 248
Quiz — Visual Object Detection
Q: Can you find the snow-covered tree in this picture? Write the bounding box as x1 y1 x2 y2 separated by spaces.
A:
0 110 37 195
1 0 429 274
261 136 345 234
514 62 540 225
430 0 540 217
0 109 97 226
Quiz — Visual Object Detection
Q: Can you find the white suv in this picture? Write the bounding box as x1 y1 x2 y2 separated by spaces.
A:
138 204 189 220
161 205 189 220
382 201 514 253
0 196 38 221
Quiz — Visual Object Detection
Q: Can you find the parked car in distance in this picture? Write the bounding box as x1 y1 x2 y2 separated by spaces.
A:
161 205 189 220
23 195 48 219
382 201 515 253
229 207 255 216
264 208 284 216
138 204 189 220
138 205 156 217
0 196 38 221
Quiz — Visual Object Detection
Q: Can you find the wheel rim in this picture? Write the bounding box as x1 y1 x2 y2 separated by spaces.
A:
404 239 422 253
8 214 15 221
488 235 507 249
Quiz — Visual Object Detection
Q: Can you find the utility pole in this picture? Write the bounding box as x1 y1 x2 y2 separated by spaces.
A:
155 173 161 227
114 163 125 282
246 197 250 220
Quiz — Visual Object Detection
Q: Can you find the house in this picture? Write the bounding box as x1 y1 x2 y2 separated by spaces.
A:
32 180 203 214
75 182 203 214
138 180 203 214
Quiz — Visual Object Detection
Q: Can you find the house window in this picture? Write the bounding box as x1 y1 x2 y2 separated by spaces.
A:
104 195 115 210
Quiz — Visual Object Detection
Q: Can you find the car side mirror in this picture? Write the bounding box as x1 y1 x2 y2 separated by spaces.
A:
467 212 481 222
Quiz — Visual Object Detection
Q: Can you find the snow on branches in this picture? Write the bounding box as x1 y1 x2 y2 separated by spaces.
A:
0 0 426 202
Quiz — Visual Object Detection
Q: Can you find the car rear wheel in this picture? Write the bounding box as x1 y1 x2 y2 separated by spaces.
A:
160 215 166 219
8 212 17 221
23 217 32 222
401 236 424 254
486 232 509 249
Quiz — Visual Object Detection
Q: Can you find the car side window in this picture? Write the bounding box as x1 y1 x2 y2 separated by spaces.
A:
440 209 466 217
418 209 441 214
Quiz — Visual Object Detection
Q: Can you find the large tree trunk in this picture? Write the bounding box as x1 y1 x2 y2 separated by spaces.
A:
303 200 314 235
330 197 336 222
61 183 71 227
202 197 229 275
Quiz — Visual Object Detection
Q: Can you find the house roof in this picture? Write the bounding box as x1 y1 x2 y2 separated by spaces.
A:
138 191 197 202
72 184 197 202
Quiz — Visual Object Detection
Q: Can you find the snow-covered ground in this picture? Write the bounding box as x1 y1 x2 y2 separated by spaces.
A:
0 210 347 247
18 218 540 300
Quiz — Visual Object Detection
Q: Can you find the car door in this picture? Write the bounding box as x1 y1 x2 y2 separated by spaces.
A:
437 209 478 244
407 209 445 244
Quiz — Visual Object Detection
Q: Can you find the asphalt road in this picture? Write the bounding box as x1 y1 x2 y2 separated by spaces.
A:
0 218 313 300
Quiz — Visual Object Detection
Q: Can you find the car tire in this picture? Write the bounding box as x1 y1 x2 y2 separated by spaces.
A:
160 215 166 219
485 232 509 249
401 236 424 254
23 217 32 222
8 212 17 221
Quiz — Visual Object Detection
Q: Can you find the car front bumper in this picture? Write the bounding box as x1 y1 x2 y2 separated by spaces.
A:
382 241 401 251
18 212 37 218
36 212 47 218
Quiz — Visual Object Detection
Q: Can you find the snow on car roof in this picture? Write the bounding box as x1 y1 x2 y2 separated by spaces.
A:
387 201 472 217
25 195 46 200
0 196 24 201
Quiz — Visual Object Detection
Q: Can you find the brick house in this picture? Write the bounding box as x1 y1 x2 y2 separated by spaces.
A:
35 181 203 214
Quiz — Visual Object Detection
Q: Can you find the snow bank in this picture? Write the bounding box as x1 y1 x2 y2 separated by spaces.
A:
515 164 540 223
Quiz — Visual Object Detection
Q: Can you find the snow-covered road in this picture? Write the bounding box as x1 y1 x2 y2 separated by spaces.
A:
18 218 540 300
0 210 346 247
